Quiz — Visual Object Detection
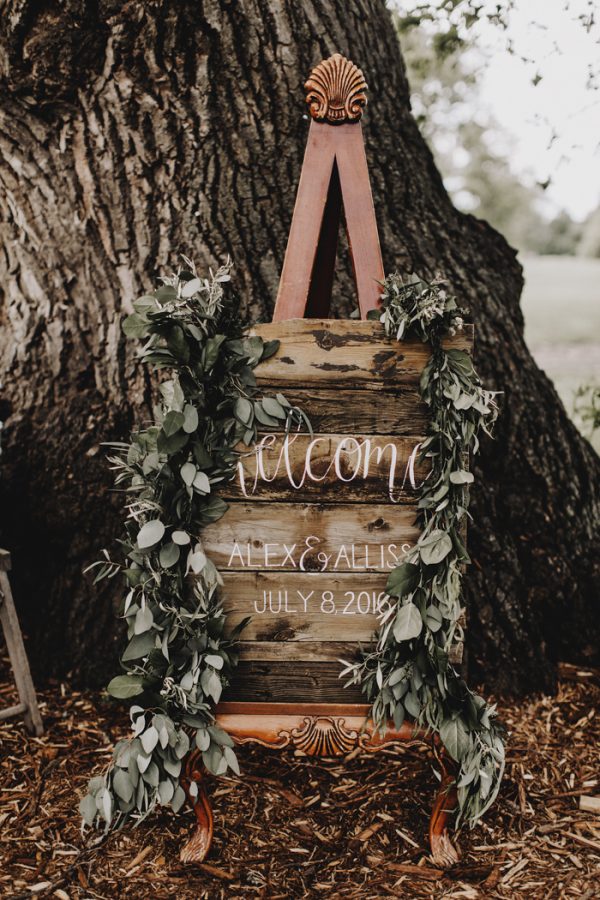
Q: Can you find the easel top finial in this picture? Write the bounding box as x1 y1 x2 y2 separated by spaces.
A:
305 53 367 124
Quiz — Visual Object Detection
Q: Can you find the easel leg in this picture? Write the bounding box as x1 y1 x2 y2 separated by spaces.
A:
429 745 459 867
180 749 214 863
0 570 43 736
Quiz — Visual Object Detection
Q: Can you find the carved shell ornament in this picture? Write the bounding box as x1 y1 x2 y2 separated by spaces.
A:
305 53 368 123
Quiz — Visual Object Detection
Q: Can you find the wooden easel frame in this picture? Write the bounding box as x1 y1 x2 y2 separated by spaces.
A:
180 54 458 868
0 549 43 735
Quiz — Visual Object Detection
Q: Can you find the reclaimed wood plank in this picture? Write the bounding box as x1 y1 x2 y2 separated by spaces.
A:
227 433 427 503
224 660 365 704
249 320 473 389
236 641 367 662
220 570 390 640
235 639 462 666
258 387 428 434
202 501 419 572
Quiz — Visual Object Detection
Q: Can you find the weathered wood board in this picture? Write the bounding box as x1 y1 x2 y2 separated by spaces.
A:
249 320 473 388
200 319 472 703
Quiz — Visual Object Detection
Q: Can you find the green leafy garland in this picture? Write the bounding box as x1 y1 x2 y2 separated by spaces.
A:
81 260 305 830
82 263 504 834
343 274 505 826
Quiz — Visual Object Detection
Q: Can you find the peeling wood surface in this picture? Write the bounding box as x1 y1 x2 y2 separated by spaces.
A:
250 320 473 388
261 386 429 434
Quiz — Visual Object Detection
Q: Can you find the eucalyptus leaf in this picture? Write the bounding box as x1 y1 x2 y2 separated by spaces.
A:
183 404 199 433
137 519 165 549
159 541 180 568
419 529 453 565
107 675 144 699
393 602 423 642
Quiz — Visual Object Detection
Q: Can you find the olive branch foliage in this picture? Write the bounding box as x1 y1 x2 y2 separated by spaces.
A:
343 273 505 826
80 259 306 830
82 262 504 834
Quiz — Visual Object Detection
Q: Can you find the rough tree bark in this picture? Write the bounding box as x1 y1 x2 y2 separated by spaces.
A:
0 0 597 692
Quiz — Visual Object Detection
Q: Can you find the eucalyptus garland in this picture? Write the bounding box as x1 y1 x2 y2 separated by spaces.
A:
80 259 305 830
343 273 505 826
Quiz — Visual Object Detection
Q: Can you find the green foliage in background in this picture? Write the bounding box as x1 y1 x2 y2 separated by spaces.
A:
344 274 505 826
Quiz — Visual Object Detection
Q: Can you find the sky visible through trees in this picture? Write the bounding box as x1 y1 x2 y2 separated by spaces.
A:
394 0 600 256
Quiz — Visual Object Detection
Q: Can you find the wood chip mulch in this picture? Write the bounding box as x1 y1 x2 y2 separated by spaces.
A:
0 661 599 899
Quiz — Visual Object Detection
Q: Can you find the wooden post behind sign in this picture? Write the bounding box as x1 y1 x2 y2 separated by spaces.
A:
180 54 461 869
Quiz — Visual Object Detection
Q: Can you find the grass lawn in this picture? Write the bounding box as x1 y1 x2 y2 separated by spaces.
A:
520 254 600 452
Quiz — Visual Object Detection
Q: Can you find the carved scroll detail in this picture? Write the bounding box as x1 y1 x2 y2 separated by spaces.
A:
286 716 359 755
305 54 367 123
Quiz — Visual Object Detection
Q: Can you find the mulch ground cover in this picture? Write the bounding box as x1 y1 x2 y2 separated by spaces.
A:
1 661 599 899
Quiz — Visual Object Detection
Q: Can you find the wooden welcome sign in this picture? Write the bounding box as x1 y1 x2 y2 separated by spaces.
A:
181 54 472 867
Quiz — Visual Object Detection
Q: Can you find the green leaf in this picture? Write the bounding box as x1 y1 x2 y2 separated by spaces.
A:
79 792 98 826
392 702 405 730
195 729 210 752
163 757 182 778
207 725 235 748
134 605 154 634
440 716 470 762
192 471 210 493
107 675 144 699
122 631 156 661
386 562 420 598
404 691 421 719
140 725 159 754
261 339 280 360
122 313 148 338
425 605 443 632
163 410 185 437
171 785 186 812
158 779 175 804
113 768 134 802
172 530 190 545
235 397 253 425
449 470 474 484
181 277 202 298
180 461 196 486
393 602 423 642
261 396 286 418
189 550 206 574
183 404 199 433
203 334 227 370
137 519 165 549
159 541 180 568
166 325 190 362
205 654 224 670
223 745 240 775
155 285 177 303
254 403 279 427
419 529 453 565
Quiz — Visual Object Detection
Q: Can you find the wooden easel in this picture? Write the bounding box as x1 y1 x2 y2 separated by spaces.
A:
0 549 43 735
180 54 459 868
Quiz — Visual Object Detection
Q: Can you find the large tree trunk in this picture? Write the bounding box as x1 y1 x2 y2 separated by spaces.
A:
0 0 597 693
